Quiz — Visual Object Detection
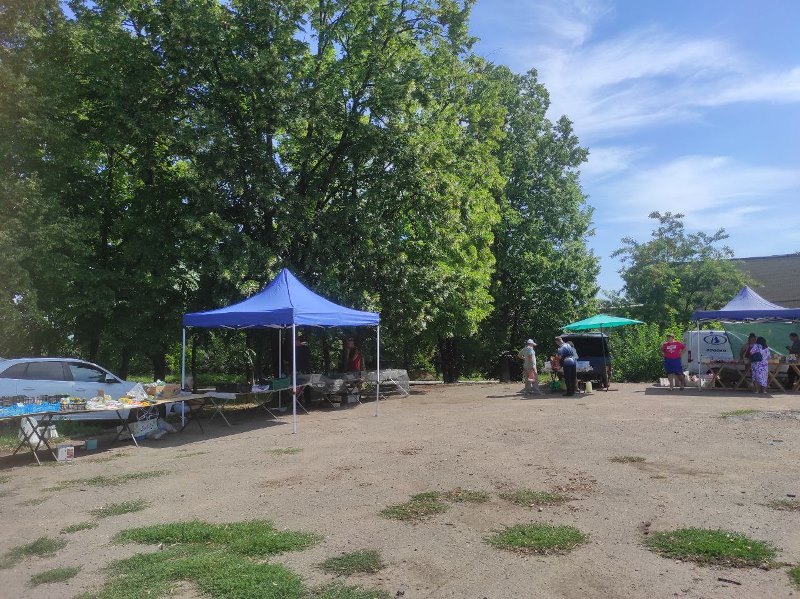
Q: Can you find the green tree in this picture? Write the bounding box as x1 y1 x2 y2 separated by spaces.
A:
478 67 598 378
612 212 749 326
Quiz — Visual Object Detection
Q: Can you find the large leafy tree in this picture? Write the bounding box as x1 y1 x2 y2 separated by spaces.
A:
478 67 598 376
611 211 750 326
2 0 596 382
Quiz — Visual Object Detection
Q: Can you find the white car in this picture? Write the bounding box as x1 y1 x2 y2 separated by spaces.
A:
0 357 137 401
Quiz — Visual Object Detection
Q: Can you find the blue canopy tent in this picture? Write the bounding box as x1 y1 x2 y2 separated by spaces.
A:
690 286 800 391
182 268 381 432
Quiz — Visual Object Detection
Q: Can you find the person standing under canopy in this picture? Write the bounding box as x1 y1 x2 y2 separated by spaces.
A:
785 332 800 389
750 336 771 395
661 333 686 391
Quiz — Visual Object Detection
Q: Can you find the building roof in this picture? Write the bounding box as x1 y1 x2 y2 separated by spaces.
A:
735 253 800 308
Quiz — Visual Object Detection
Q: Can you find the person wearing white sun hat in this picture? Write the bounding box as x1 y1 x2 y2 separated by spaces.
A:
517 339 540 395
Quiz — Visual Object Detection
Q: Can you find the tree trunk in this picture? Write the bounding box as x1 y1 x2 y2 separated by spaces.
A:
119 347 131 380
151 352 167 381
88 337 100 363
321 330 332 374
438 337 462 383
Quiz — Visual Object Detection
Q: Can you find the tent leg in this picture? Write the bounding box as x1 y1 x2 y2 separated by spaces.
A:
603 327 609 391
181 328 186 390
181 328 187 428
697 321 702 392
292 324 297 434
376 325 381 416
278 329 283 410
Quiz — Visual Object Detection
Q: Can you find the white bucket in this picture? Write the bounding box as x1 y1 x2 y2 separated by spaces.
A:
585 381 593 393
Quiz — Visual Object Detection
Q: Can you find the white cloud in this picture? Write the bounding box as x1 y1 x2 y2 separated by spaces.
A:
474 1 800 139
581 145 646 179
598 155 800 226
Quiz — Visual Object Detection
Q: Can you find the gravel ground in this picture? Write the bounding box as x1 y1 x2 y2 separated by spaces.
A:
0 382 799 599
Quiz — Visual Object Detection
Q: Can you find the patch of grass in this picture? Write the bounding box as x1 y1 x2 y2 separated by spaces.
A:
311 583 391 599
29 566 80 586
83 520 322 599
82 545 304 599
0 474 12 483
720 409 758 418
46 470 169 492
487 524 587 554
91 500 149 519
115 520 320 557
0 430 18 450
610 455 646 463
767 499 800 512
380 492 448 522
267 447 302 455
19 496 48 506
61 521 99 534
790 566 800 588
319 550 385 576
0 536 68 569
499 489 568 506
645 528 776 568
441 488 490 503
54 421 108 438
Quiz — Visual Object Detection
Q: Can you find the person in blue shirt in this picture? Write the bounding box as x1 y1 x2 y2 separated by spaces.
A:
556 337 578 396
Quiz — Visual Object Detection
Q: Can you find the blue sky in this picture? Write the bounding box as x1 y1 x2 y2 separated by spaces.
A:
468 0 800 294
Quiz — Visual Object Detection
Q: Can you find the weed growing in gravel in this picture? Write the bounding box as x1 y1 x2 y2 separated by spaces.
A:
766 499 800 512
487 524 587 554
0 474 11 483
90 500 148 519
645 528 776 568
720 409 758 418
319 550 385 576
0 537 67 569
46 470 169 492
790 566 800 588
310 583 391 599
175 451 209 459
441 488 490 503
18 497 48 507
267 447 303 455
499 489 568 506
86 453 127 463
609 456 645 463
29 566 80 586
61 522 98 534
380 492 448 522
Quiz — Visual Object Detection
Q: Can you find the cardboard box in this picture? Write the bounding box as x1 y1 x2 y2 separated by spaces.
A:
56 444 74 461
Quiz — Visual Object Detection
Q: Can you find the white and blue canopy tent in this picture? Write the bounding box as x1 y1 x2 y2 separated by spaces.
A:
690 286 800 390
182 268 381 432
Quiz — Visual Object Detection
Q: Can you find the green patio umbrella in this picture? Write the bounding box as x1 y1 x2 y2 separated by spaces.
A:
562 314 644 390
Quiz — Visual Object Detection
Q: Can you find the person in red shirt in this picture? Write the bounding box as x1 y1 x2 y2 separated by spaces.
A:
661 333 687 390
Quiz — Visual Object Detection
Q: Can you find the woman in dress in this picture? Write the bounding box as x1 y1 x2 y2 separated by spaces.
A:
750 336 771 394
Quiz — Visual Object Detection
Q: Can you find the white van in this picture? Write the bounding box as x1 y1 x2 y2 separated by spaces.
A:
681 331 734 374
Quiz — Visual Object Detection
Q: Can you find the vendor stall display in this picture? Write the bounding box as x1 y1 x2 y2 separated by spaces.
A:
183 268 381 434
691 286 800 393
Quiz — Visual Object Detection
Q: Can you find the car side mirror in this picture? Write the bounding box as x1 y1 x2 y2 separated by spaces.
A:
105 375 119 384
